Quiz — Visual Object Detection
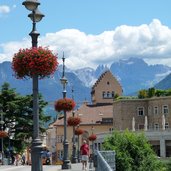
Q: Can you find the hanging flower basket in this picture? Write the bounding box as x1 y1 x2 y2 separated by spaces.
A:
67 116 81 126
54 98 76 112
88 134 97 141
0 131 8 138
75 128 84 136
12 46 58 79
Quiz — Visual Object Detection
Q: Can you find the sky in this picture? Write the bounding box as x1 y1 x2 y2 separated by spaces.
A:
1 0 171 69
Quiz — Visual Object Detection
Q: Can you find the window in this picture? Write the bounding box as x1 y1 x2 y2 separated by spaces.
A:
162 105 169 114
112 91 114 98
56 135 64 143
138 124 144 130
165 123 169 129
102 91 106 98
109 128 114 132
57 150 63 160
102 91 114 99
154 106 158 115
102 118 113 124
137 107 144 116
154 123 159 130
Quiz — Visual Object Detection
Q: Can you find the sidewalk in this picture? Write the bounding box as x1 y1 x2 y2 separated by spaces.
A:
57 163 95 171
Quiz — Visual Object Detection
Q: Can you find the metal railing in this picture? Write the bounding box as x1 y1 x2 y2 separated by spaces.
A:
94 150 115 171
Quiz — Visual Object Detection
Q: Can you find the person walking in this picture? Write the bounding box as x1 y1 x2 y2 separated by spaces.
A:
21 154 26 165
15 154 19 166
80 140 89 170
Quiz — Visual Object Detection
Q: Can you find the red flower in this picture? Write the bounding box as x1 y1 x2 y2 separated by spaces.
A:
54 98 76 112
88 134 97 141
67 116 81 126
0 131 8 138
12 47 58 79
75 128 84 135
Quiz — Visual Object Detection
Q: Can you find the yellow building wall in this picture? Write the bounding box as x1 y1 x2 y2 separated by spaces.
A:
54 124 113 159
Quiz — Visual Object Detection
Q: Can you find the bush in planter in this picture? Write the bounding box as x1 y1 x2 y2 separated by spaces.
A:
88 134 97 141
54 98 76 112
12 46 58 79
67 116 81 126
0 131 8 138
75 128 84 136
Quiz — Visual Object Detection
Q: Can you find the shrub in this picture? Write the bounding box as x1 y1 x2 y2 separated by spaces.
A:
103 130 164 171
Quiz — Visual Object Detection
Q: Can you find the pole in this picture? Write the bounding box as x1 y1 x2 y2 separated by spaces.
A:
30 10 43 171
77 134 80 163
8 134 11 165
61 55 71 170
0 113 3 165
71 87 77 163
54 125 58 164
71 111 77 163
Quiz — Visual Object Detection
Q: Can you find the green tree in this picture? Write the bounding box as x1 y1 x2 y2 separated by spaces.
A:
148 87 155 98
138 89 148 99
0 82 51 153
155 89 165 97
103 130 164 171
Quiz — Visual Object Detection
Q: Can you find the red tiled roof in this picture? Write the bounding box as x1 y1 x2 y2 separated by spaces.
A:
53 102 113 126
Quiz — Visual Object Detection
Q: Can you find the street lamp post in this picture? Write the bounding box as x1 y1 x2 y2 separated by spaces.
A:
71 87 77 163
22 1 44 171
60 53 71 169
77 125 80 163
91 126 95 154
71 110 77 163
0 112 4 165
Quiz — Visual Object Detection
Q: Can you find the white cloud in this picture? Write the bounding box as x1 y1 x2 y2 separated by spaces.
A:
1 19 171 69
0 5 10 14
0 38 30 63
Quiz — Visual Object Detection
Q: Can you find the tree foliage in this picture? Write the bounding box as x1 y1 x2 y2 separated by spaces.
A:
0 82 51 153
103 130 164 171
138 87 171 99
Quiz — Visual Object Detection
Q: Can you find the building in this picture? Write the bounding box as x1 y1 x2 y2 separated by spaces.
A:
91 70 122 105
46 69 171 163
46 70 122 163
112 96 171 157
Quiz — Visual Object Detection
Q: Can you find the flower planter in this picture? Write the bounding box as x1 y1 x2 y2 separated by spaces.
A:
88 134 97 141
75 128 84 136
0 131 8 138
12 47 58 79
67 116 81 126
54 98 76 112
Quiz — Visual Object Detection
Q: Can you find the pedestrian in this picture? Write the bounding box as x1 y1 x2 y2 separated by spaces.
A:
11 155 15 165
80 140 89 170
22 154 26 165
15 154 19 166
0 152 2 164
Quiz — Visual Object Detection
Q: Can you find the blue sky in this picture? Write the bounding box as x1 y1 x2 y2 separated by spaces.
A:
1 0 171 69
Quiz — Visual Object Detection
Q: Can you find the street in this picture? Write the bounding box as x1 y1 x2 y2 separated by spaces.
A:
0 165 61 171
0 163 88 171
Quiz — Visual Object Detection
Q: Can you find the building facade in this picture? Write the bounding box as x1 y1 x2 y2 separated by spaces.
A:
46 70 122 163
96 96 171 157
46 69 171 163
91 70 122 105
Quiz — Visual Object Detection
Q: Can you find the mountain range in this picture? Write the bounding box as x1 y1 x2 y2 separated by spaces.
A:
0 58 171 104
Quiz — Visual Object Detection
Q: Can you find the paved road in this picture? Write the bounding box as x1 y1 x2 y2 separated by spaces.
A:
0 163 95 171
0 165 60 171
